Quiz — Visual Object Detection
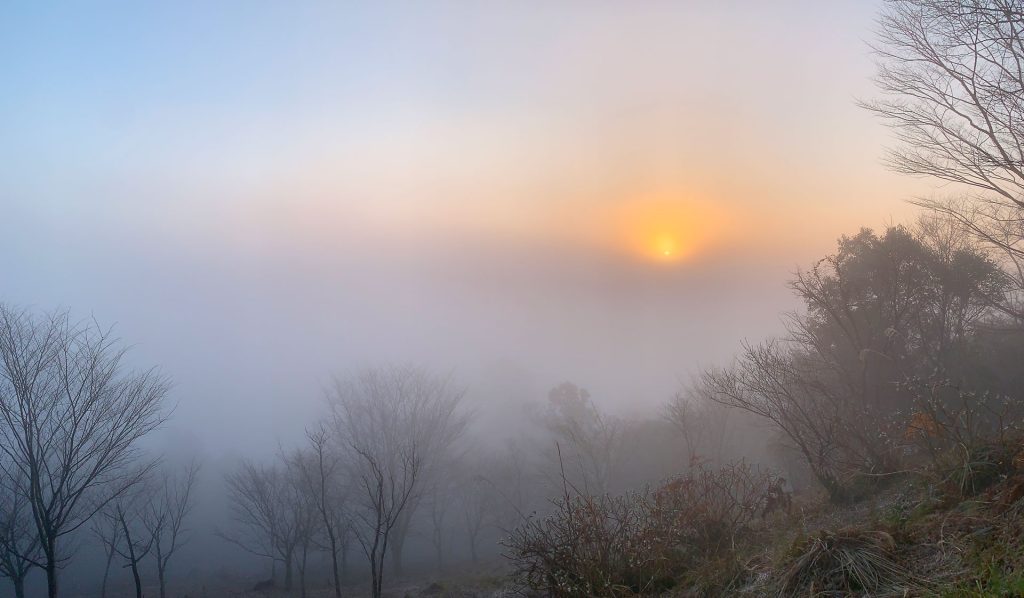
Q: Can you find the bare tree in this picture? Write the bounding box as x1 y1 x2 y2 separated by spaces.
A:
538 382 622 495
482 440 534 534
426 477 454 571
344 442 417 598
384 372 470 578
864 0 1024 317
110 491 154 598
222 460 307 590
293 426 350 598
666 384 738 468
866 0 1024 208
702 341 850 502
0 305 168 598
293 480 318 598
91 505 121 598
328 365 468 598
144 461 200 598
456 468 492 564
0 477 38 598
664 384 733 468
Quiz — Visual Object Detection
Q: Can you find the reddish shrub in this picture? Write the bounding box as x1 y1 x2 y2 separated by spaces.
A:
503 461 784 596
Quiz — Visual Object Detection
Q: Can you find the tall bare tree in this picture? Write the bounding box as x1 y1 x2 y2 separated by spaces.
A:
0 305 168 598
328 365 468 598
292 426 350 598
864 0 1024 317
385 372 470 578
223 460 308 590
91 505 121 598
110 490 154 598
144 461 200 598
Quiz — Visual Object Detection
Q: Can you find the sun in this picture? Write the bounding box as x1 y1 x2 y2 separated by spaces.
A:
600 193 723 263
655 235 679 259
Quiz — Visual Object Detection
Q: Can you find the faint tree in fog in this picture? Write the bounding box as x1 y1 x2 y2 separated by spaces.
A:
665 386 713 466
911 213 1012 364
144 461 200 598
0 305 168 598
457 469 493 564
539 382 621 495
293 426 351 598
426 476 455 571
293 480 318 598
666 385 738 467
0 477 38 598
382 371 470 578
328 365 469 598
91 507 121 598
484 441 533 534
223 460 310 591
109 489 154 598
865 0 1024 316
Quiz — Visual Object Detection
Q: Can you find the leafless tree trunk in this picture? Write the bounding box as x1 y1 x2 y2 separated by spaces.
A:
116 504 151 598
388 509 413 578
0 305 168 598
297 536 310 598
294 488 317 598
293 426 349 598
352 446 416 598
328 365 469 598
426 479 453 571
0 479 38 598
144 461 199 598
91 506 122 598
340 533 350 581
458 471 491 564
105 485 156 598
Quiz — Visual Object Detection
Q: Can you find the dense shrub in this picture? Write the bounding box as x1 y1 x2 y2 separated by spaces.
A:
503 461 784 596
651 461 786 561
898 378 1024 498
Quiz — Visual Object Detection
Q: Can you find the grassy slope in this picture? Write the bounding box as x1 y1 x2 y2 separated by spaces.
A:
717 469 1024 597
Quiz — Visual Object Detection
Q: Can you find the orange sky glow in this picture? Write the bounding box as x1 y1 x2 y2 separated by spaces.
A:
2 0 950 430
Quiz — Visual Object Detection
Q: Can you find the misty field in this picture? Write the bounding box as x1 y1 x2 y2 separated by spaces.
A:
5 0 1024 596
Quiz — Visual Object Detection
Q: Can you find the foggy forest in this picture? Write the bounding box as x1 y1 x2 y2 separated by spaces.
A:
5 0 1024 596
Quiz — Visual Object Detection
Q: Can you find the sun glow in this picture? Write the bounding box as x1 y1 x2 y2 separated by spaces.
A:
605 194 724 263
656 235 678 258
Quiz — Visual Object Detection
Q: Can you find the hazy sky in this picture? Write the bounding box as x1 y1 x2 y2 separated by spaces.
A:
1 1 937 455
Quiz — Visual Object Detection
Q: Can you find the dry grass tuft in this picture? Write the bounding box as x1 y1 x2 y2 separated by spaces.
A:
778 528 912 597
